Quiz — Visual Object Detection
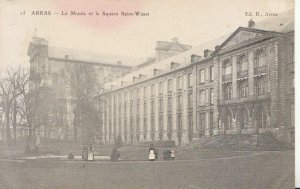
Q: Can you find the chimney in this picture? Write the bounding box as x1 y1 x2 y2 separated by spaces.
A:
191 54 202 63
153 69 162 76
204 49 214 58
170 62 180 69
248 19 255 28
215 45 220 51
139 74 146 79
117 61 122 65
133 76 138 82
65 55 70 60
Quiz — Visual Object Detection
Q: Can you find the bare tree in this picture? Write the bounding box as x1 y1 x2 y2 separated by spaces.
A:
0 67 24 145
65 62 100 143
18 72 54 152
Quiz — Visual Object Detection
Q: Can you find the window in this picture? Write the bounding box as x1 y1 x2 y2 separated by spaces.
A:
159 82 164 94
130 91 133 100
199 69 205 83
136 88 140 99
136 103 140 115
144 102 147 115
238 80 248 99
114 96 117 105
188 114 193 132
223 83 232 100
159 99 163 112
177 76 183 89
255 77 266 96
167 116 172 134
188 93 193 108
144 86 148 98
177 115 182 131
188 73 193 86
130 103 133 116
238 55 248 72
210 88 214 104
124 103 127 115
151 101 155 115
205 89 209 104
210 111 214 131
177 95 183 109
168 97 172 112
124 92 127 102
188 114 193 142
151 84 155 95
118 94 122 103
159 116 163 132
136 116 140 133
210 66 214 81
254 49 266 68
199 90 205 105
198 112 206 131
143 118 147 139
168 79 173 91
223 59 232 76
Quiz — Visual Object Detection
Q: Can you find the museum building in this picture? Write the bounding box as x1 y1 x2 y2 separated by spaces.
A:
95 10 294 145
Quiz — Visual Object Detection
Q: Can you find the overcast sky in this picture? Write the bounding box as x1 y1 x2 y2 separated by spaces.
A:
0 0 294 76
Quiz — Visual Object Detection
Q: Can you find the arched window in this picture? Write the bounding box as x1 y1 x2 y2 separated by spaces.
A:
222 109 232 130
254 105 267 129
223 59 232 76
238 55 248 71
254 48 267 74
237 108 249 129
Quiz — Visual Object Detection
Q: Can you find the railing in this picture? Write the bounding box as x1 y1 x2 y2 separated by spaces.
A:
237 70 248 78
254 65 267 75
222 74 232 82
218 92 270 104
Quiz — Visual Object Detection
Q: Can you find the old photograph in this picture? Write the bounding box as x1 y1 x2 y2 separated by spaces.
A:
0 0 296 188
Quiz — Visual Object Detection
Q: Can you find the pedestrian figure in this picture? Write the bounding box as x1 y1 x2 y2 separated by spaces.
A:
170 149 175 160
68 152 74 160
149 144 155 161
88 146 94 161
110 148 120 161
82 144 88 161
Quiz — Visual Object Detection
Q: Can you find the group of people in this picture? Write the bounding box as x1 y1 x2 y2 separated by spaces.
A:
82 144 94 161
80 144 174 162
148 144 175 161
81 144 121 161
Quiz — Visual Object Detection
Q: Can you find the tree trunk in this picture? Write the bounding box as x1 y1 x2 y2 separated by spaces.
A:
13 100 17 145
25 127 32 154
5 111 11 145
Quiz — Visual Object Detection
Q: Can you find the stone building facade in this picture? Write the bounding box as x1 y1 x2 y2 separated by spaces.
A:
96 10 294 145
27 37 132 140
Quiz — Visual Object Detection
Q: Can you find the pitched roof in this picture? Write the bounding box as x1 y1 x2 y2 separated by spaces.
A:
103 34 229 90
102 9 294 92
48 46 144 67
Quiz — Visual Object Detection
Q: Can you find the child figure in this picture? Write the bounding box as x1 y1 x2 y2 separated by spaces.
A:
170 149 175 160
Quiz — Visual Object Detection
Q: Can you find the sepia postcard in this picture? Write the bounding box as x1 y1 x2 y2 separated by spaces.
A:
0 0 297 188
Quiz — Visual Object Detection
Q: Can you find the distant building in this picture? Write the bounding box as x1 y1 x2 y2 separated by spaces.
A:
96 10 294 145
27 38 132 140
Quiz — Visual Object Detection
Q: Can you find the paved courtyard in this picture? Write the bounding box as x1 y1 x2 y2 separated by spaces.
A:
0 149 294 189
